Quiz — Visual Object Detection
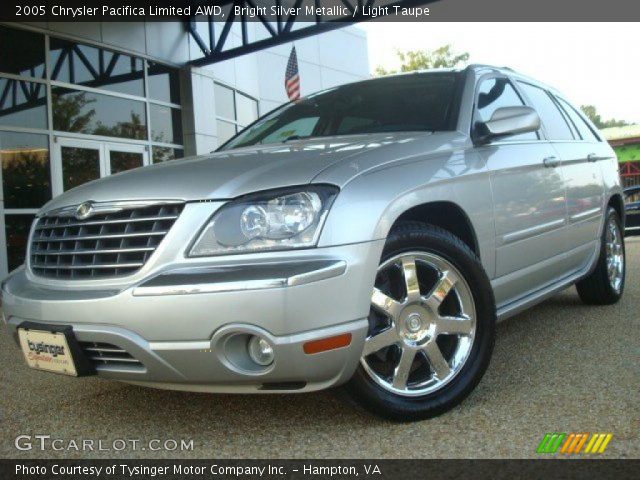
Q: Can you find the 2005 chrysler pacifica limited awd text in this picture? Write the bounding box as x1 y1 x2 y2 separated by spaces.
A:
1 65 625 421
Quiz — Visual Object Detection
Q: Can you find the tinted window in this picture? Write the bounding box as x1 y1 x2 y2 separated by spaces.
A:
150 104 183 144
60 146 101 191
214 84 235 120
0 78 47 129
5 214 34 271
518 82 573 141
222 73 462 150
50 38 144 97
148 62 181 104
555 96 600 142
1 132 51 209
475 77 536 141
52 87 147 140
235 93 258 127
152 146 184 163
216 120 237 144
109 150 143 175
0 26 45 78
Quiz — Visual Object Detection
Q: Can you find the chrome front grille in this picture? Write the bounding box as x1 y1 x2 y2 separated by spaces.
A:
30 202 184 279
80 342 144 370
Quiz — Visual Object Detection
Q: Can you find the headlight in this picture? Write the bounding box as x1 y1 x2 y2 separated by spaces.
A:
189 185 339 256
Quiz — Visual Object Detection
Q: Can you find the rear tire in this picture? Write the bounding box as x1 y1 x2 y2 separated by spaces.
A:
576 207 625 305
346 221 495 421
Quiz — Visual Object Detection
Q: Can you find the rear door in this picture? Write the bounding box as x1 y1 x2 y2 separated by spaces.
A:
519 83 606 271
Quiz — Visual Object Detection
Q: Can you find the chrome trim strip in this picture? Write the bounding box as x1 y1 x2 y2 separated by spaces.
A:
32 247 156 256
132 260 347 297
32 262 144 270
502 218 565 245
569 207 601 222
40 200 184 218
88 355 140 364
35 215 179 230
149 340 212 351
32 231 168 242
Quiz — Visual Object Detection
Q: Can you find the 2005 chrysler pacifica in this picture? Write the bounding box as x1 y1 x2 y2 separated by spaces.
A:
1 65 625 420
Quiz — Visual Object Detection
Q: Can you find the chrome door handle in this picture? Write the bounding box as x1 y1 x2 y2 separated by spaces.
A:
543 156 560 168
587 153 601 162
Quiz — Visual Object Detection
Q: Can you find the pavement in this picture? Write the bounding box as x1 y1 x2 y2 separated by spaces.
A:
0 239 638 459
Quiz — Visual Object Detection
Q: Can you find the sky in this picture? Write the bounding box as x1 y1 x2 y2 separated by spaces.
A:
360 22 640 124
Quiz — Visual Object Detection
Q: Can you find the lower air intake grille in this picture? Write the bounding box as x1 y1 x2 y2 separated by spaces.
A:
30 202 184 279
80 342 144 370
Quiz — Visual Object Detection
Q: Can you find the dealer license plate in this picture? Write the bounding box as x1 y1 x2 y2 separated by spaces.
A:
18 328 78 376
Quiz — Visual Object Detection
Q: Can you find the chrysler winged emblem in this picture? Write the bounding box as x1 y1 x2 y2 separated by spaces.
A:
75 201 94 220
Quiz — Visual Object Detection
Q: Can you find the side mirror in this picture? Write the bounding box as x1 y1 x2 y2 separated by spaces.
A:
475 106 540 144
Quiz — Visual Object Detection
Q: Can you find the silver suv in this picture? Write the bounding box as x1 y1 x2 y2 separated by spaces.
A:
1 65 625 421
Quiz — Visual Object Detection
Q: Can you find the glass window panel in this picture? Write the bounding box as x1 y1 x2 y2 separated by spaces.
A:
150 104 183 144
235 93 258 127
261 117 320 143
0 78 47 129
556 96 600 142
518 82 574 141
5 214 35 272
476 78 537 141
214 84 235 120
1 132 51 209
148 62 180 104
152 146 184 163
109 151 143 175
50 38 144 96
216 120 237 145
61 146 100 191
52 87 147 140
0 26 45 78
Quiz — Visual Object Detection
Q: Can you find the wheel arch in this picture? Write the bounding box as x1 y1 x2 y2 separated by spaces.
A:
608 193 625 225
389 201 481 259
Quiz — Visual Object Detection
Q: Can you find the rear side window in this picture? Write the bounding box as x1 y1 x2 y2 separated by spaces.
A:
475 78 537 141
518 82 574 141
555 96 600 142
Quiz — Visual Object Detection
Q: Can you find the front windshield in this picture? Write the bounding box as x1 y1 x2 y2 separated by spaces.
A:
219 72 463 150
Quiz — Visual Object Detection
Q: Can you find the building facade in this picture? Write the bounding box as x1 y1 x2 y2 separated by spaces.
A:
0 21 369 277
602 124 640 188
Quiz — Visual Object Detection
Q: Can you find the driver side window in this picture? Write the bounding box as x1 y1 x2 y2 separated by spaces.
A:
476 78 538 141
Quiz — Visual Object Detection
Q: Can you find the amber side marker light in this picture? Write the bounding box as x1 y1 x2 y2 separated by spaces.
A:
303 333 352 354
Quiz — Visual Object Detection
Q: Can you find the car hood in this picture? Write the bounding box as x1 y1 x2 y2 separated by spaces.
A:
40 132 462 212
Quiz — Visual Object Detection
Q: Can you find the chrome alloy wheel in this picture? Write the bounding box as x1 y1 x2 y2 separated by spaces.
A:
605 215 624 293
361 252 476 397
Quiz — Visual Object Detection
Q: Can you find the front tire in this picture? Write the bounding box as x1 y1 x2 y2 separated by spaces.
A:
576 207 625 305
346 221 496 421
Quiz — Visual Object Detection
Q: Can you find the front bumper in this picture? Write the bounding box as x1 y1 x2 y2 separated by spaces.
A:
2 241 383 393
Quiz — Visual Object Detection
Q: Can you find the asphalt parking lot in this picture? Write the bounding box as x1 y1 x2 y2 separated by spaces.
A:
1 240 638 459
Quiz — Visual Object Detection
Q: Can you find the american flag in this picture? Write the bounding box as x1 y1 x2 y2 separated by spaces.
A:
285 46 300 101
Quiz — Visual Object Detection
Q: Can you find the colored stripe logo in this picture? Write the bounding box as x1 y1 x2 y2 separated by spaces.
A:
537 433 612 454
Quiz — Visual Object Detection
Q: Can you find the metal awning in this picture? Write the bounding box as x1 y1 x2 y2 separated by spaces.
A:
186 0 435 65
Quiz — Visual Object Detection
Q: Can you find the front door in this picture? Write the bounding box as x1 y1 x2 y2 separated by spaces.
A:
473 75 568 308
53 138 148 195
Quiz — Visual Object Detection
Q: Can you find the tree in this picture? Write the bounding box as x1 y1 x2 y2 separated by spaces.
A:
580 104 629 130
375 45 470 76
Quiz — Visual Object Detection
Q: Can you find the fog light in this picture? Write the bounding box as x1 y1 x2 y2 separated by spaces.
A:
247 336 274 366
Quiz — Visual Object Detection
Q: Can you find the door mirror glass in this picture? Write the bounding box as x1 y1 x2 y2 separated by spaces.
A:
476 106 540 144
